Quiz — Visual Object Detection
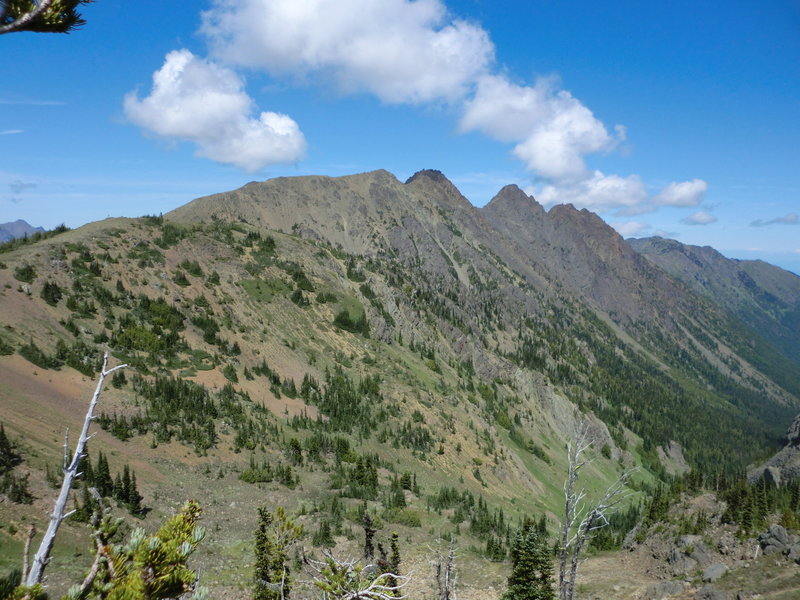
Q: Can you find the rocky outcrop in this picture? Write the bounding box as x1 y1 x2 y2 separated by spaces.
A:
702 563 728 582
757 524 800 561
666 534 717 575
749 414 800 484
644 580 684 599
657 440 690 476
695 585 731 600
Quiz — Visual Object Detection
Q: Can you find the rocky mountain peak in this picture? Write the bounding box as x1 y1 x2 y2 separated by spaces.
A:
404 168 474 214
404 169 450 185
546 203 631 259
358 168 400 185
494 183 530 202
483 184 545 219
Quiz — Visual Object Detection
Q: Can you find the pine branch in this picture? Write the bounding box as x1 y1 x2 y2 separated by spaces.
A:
0 0 93 35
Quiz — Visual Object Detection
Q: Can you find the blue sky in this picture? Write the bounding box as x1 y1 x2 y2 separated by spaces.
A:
1 0 799 274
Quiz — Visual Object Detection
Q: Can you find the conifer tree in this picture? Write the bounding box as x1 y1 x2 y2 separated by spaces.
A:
70 483 99 523
740 498 754 535
127 470 144 516
120 465 132 504
0 422 20 474
376 542 390 576
63 500 208 600
503 518 554 600
2 470 33 504
95 451 113 497
254 506 303 600
111 370 127 388
40 281 62 305
75 444 94 487
113 472 123 500
255 508 281 600
390 532 401 574
363 512 376 559
385 531 401 590
314 519 335 548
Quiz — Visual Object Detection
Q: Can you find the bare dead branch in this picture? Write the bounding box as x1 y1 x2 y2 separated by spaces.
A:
63 428 70 472
25 352 126 586
22 524 36 581
558 422 638 600
310 550 412 600
431 539 457 600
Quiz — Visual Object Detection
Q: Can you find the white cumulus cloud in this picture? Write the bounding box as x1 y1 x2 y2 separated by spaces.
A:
653 179 708 207
460 75 618 180
681 211 717 226
201 0 494 105
121 0 710 209
536 170 647 210
124 49 306 171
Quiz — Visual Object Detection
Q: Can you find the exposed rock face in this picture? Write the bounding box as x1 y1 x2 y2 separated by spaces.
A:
656 440 690 476
749 414 800 484
787 414 800 446
482 189 687 326
667 535 715 575
667 546 697 575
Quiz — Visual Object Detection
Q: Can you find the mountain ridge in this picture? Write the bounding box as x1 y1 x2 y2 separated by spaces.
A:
1 167 799 598
629 235 800 365
168 168 799 422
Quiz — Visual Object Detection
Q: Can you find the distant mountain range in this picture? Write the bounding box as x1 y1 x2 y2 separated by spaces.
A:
629 237 800 363
0 219 44 242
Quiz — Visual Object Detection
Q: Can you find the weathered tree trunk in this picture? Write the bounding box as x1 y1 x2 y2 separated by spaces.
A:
558 423 636 600
25 352 125 586
558 426 589 600
434 541 457 600
22 525 35 581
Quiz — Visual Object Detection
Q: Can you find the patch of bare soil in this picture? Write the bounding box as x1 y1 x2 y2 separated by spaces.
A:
0 355 163 481
577 551 669 599
1 354 104 451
